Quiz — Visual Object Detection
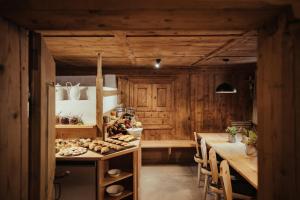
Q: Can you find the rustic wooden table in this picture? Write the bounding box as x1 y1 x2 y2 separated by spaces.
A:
197 133 258 189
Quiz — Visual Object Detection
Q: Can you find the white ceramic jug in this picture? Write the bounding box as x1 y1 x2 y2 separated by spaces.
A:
55 83 64 100
66 82 81 100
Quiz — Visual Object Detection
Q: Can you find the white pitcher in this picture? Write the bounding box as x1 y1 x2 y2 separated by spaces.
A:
55 83 64 100
66 82 81 100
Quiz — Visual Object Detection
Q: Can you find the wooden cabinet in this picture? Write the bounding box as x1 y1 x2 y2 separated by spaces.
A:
129 78 175 130
152 84 172 111
131 83 152 111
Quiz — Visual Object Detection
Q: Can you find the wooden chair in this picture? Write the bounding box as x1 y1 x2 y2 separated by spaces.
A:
206 149 253 200
219 160 253 200
193 132 211 199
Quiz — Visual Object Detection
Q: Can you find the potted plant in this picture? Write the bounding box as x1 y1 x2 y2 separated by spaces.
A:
240 128 249 143
245 130 257 156
225 126 238 143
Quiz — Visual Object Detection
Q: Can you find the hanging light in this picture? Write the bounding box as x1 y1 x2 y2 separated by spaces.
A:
216 83 237 94
155 59 161 68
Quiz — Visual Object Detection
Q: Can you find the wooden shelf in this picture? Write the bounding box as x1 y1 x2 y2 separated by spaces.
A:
141 140 195 148
105 190 133 200
55 124 96 129
102 172 133 187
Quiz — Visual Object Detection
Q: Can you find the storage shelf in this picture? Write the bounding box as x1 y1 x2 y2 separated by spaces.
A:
105 190 133 200
55 124 96 129
103 171 133 187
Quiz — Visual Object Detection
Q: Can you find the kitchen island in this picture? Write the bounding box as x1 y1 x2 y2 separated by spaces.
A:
56 138 141 200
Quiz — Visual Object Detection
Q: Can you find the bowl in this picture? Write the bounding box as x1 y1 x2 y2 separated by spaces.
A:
107 169 121 178
126 128 143 138
106 185 124 197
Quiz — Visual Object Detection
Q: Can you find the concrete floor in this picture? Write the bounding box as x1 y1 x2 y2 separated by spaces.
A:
140 165 214 200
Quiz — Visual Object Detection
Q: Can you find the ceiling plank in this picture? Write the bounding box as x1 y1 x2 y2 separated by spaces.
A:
192 31 257 65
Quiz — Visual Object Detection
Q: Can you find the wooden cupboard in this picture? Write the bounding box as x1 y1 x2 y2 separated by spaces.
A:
129 78 175 130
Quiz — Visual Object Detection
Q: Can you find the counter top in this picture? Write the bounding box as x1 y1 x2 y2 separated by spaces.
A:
56 137 141 161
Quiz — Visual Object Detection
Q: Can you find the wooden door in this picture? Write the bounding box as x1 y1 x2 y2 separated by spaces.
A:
29 32 56 200
152 83 172 111
131 83 152 111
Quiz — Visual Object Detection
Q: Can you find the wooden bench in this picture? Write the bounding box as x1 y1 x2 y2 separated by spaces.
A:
141 140 195 160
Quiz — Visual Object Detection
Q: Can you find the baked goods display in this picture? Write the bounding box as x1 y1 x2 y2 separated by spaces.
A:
58 146 87 156
55 137 135 157
109 134 135 142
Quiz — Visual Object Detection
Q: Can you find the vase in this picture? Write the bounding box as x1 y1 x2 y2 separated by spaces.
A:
245 144 257 157
228 134 237 143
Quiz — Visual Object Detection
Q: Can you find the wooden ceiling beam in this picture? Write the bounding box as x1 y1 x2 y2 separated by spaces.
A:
114 32 136 66
0 9 283 31
192 31 257 66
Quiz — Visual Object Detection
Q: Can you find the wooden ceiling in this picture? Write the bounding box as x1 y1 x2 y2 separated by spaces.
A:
0 0 293 69
42 30 257 68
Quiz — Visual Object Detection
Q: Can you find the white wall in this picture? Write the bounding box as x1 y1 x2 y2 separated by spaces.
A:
55 86 118 124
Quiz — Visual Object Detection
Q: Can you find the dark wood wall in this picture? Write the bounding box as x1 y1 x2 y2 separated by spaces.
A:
114 65 254 140
190 69 254 133
257 15 300 200
0 18 29 200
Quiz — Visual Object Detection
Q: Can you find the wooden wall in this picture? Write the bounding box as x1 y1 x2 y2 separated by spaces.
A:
190 68 254 133
257 15 300 200
0 18 29 200
29 33 56 200
115 65 254 140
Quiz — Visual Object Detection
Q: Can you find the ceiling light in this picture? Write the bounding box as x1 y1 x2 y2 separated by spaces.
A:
155 59 161 68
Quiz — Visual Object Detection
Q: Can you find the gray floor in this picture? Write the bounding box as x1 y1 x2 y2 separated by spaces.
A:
140 165 214 200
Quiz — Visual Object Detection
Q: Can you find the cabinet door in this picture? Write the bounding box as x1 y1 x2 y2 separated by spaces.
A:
152 84 173 111
132 83 152 111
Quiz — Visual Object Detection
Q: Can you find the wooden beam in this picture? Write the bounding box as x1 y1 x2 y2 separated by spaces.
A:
192 31 256 65
96 52 103 137
114 32 137 65
0 9 283 31
263 0 300 18
257 15 300 199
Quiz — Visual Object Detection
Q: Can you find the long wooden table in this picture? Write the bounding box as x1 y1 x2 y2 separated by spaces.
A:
197 133 258 189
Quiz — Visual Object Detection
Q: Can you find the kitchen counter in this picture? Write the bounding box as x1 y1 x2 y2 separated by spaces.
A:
55 137 141 200
56 137 141 161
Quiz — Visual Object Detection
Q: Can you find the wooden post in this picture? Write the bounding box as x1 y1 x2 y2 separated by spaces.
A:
96 52 103 138
257 15 300 199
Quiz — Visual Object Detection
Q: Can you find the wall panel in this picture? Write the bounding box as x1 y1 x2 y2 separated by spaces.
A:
0 18 28 200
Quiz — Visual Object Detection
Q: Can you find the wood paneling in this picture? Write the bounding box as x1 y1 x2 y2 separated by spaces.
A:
191 69 253 132
42 31 259 68
0 18 28 200
29 33 56 200
117 65 254 140
0 2 283 30
257 15 300 200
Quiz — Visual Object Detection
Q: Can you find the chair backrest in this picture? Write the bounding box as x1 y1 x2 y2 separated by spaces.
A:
193 132 200 157
200 138 208 167
220 160 233 200
209 148 219 184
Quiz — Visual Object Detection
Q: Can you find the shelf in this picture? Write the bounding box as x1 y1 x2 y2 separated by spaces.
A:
55 124 96 129
102 172 133 187
105 190 133 200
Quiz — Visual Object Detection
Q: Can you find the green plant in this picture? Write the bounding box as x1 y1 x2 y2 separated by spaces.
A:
246 130 257 146
225 126 238 136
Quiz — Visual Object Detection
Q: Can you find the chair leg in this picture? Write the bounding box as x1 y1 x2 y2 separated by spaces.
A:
202 174 208 200
197 164 202 187
214 193 220 200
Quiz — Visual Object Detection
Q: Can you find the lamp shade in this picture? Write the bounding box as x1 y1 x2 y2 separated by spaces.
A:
216 83 237 94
